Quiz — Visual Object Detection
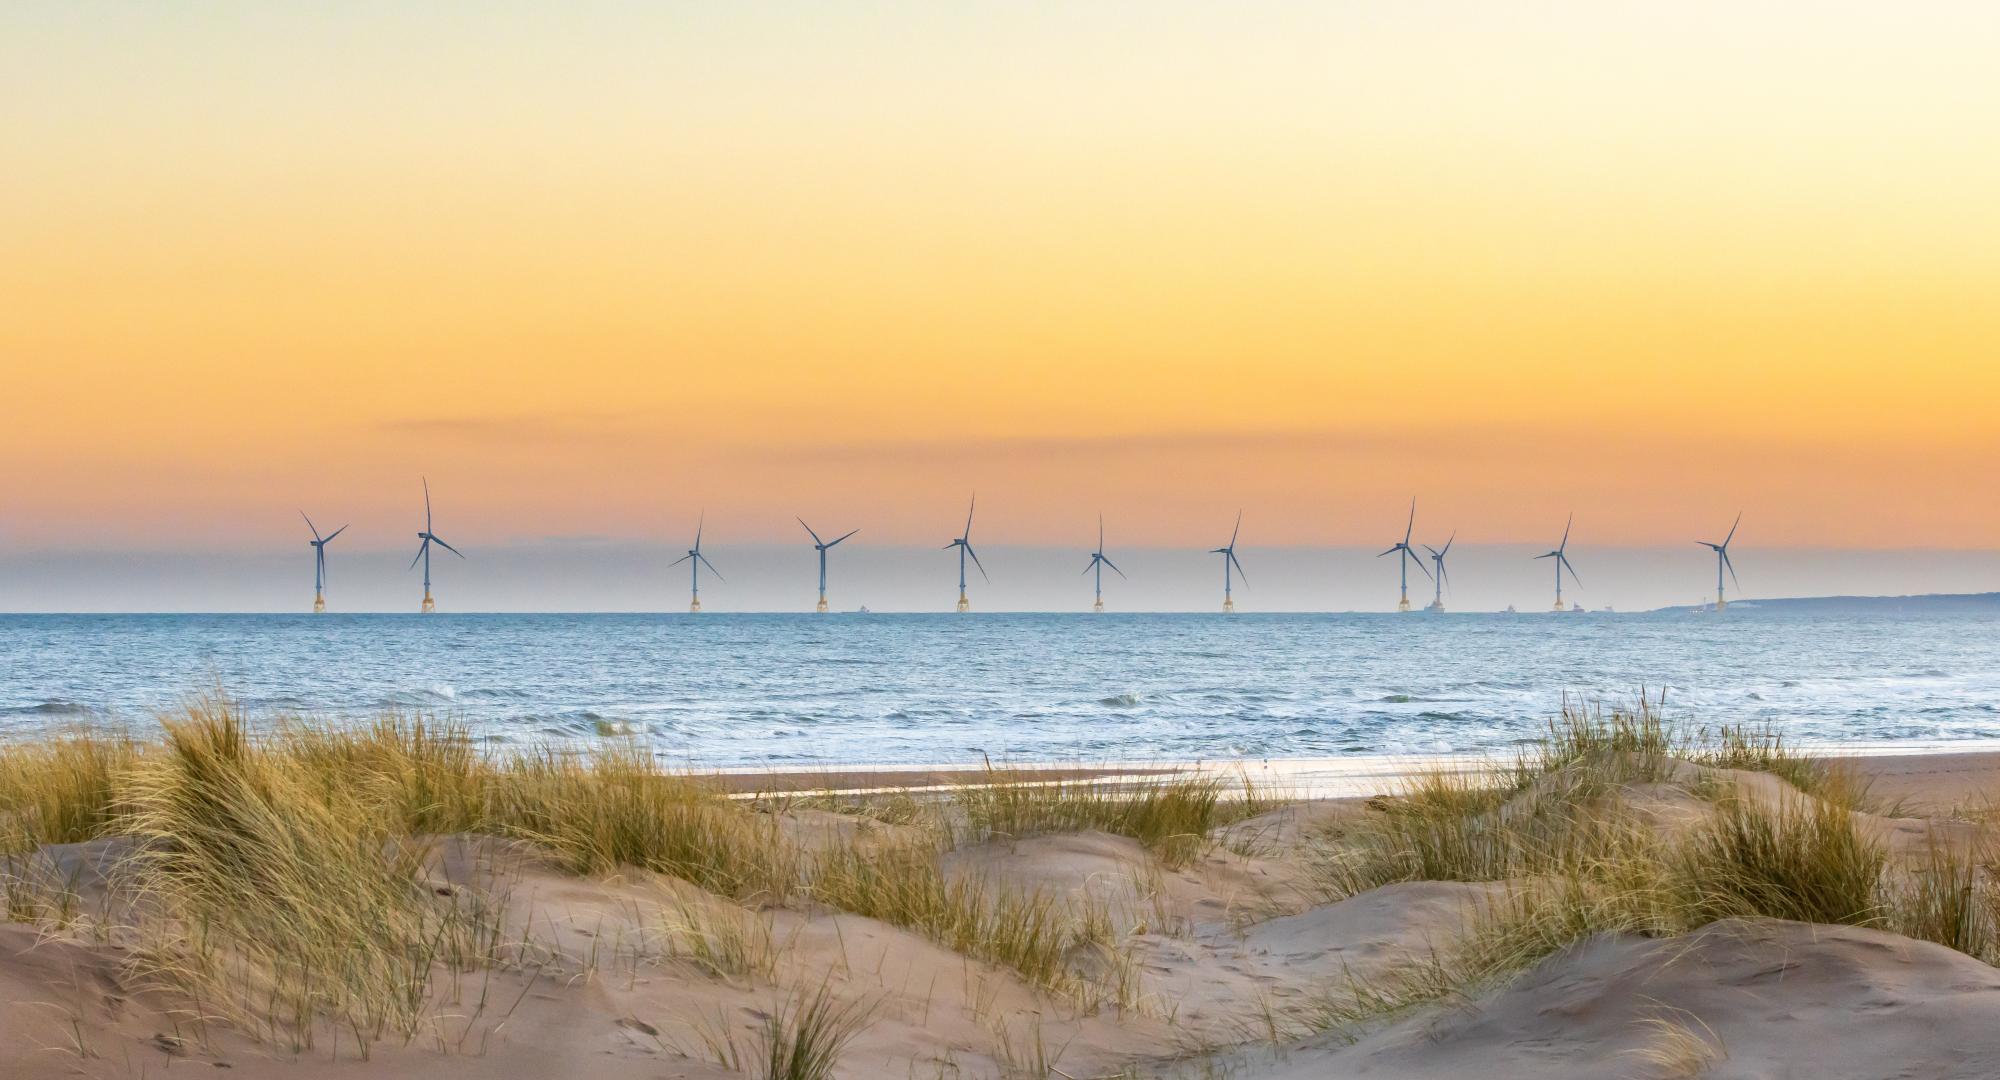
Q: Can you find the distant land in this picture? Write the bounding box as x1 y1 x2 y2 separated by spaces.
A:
1651 592 2000 615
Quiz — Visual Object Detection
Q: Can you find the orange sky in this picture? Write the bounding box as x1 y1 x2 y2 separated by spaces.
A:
3 2 1998 552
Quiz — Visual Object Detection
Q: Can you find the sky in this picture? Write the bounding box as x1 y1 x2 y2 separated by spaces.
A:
3 2 1998 611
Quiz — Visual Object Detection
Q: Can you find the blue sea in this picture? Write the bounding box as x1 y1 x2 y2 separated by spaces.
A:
2 612 1997 766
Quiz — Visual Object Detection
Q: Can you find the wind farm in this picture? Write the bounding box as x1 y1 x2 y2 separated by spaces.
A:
944 496 987 613
1700 512 1745 611
1424 531 1455 613
1210 512 1248 613
1378 499 1431 612
799 518 858 613
1535 513 1582 611
670 513 723 613
407 479 462 614
1083 514 1126 612
300 512 346 613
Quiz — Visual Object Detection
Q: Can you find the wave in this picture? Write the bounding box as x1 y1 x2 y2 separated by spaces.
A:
1098 693 1143 708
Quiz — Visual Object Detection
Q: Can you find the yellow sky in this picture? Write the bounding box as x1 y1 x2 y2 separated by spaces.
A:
3 2 1997 551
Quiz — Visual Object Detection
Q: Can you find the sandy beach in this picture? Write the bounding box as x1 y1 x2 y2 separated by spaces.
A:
4 712 2000 1080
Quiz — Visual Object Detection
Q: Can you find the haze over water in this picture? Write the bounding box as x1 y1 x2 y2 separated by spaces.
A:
4 612 1996 767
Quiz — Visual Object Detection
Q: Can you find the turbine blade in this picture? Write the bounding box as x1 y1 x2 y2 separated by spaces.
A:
1377 546 1399 558
408 540 429 570
1562 553 1580 585
324 524 347 544
1083 559 1096 576
1409 550 1432 580
1534 551 1556 560
695 510 705 550
1229 510 1242 548
432 537 465 558
1724 549 1740 588
1441 532 1454 557
1229 550 1247 585
964 494 976 539
698 552 724 582
669 553 693 566
1559 512 1572 550
1724 511 1741 548
829 529 858 546
1423 545 1440 558
300 510 321 540
1404 497 1415 544
1103 556 1127 579
797 517 823 546
965 544 989 582
423 477 432 531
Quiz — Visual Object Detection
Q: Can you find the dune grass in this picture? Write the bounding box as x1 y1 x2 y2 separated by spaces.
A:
1306 701 1996 1044
955 766 1269 868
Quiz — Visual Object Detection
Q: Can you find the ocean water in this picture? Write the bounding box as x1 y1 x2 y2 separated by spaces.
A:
2 612 1997 767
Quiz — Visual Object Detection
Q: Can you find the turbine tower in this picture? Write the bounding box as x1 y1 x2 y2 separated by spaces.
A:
1534 513 1580 611
1376 499 1431 612
799 518 858 613
409 478 463 613
1209 511 1247 613
1082 514 1125 612
1423 531 1455 613
1696 512 1744 612
301 511 347 613
943 495 986 613
671 513 723 613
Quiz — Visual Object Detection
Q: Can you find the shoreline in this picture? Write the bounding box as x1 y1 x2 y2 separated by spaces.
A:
714 741 2000 807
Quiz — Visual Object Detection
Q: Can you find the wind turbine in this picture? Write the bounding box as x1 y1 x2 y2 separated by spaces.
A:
671 513 723 613
1534 513 1580 611
1698 512 1743 612
1376 499 1431 612
1209 511 1247 613
409 478 463 613
1082 514 1125 612
1422 531 1455 613
799 518 858 612
301 511 347 613
943 495 986 613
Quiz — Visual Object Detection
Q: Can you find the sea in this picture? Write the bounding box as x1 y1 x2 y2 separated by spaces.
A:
2 612 1997 767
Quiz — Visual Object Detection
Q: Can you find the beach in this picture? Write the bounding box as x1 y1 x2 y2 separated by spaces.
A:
6 709 2000 1079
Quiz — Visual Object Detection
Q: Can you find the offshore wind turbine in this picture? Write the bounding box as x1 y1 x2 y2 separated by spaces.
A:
1376 499 1431 612
1423 531 1455 613
1534 513 1581 611
1082 514 1125 612
1698 512 1743 612
943 495 986 613
798 518 858 612
671 513 723 613
1209 511 1247 613
409 478 463 613
300 511 347 613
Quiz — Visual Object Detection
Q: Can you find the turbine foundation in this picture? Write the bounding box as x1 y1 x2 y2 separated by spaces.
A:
1552 598 1565 611
1398 589 1411 612
1222 596 1235 614
816 594 829 613
1093 597 1104 613
420 590 435 614
313 592 325 614
1425 599 1445 613
956 591 970 613
690 595 702 614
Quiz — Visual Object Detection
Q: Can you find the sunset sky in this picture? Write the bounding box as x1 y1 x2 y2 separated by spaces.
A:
4 2 1998 609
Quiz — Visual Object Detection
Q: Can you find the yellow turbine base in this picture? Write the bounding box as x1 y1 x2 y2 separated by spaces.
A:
1398 590 1411 612
313 593 325 614
956 592 970 613
1223 596 1235 613
1093 597 1104 613
690 595 702 614
1716 596 1727 612
421 591 435 614
1552 598 1566 611
816 595 829 613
